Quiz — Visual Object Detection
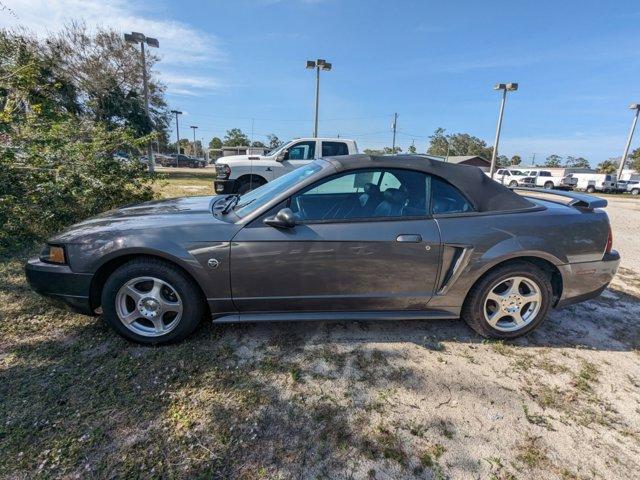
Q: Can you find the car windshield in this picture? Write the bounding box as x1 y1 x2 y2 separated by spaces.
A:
233 163 323 217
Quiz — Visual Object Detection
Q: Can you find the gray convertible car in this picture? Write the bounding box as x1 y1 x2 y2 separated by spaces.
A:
26 155 620 344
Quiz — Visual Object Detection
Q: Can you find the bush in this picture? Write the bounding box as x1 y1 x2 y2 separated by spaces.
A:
0 119 156 256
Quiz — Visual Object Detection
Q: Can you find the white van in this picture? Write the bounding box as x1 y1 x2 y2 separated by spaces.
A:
571 173 617 193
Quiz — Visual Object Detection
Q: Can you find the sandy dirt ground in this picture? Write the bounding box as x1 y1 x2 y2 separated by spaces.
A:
1 197 639 480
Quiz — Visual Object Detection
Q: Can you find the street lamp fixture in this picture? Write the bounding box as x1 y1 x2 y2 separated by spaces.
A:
306 58 332 137
489 82 518 177
125 31 159 172
616 103 640 183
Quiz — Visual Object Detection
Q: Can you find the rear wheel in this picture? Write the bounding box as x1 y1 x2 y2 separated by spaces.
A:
586 186 596 193
101 258 205 345
543 181 554 189
461 262 552 339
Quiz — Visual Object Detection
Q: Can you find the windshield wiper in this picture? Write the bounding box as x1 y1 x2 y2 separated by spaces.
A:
212 194 239 214
221 194 241 214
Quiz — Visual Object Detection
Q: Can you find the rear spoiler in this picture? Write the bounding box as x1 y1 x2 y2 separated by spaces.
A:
510 187 607 209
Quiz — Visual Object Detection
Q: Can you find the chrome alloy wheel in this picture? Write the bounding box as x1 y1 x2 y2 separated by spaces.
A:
115 276 183 337
483 276 542 332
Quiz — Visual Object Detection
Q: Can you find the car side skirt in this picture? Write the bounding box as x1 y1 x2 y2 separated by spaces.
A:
212 309 460 323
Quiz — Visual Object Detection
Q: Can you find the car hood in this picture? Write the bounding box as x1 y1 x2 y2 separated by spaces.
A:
217 154 273 164
49 196 232 243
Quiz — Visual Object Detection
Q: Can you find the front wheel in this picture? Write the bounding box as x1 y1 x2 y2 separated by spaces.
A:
630 188 639 196
586 186 596 193
461 262 552 339
509 180 518 188
101 258 205 345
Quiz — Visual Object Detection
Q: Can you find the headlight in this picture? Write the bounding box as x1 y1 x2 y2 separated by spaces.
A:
40 244 67 264
215 163 231 179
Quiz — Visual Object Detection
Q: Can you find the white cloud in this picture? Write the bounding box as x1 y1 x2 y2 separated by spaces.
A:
1 0 225 90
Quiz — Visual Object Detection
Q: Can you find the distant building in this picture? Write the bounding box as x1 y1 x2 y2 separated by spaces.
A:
221 145 269 157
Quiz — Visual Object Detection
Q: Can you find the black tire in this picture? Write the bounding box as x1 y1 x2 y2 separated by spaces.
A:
509 180 518 188
543 181 554 190
631 188 639 196
461 261 553 339
586 186 595 193
101 257 205 345
236 178 265 194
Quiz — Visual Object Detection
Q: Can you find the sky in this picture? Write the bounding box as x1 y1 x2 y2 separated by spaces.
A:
2 0 640 165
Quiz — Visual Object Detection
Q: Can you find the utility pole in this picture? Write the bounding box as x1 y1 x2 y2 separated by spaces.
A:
171 110 183 155
391 113 398 153
306 59 332 137
489 83 518 177
124 32 159 173
617 103 640 183
190 125 198 157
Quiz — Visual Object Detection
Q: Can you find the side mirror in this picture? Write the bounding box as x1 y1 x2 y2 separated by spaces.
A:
276 149 288 162
264 207 296 228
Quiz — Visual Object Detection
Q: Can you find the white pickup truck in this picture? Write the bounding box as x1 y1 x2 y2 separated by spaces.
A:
214 137 358 194
519 170 577 190
489 168 532 187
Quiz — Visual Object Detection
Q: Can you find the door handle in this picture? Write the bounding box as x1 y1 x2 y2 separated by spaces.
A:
266 167 272 172
396 234 422 243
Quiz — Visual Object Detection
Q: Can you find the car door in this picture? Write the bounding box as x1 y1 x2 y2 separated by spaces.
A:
230 168 442 312
280 140 317 175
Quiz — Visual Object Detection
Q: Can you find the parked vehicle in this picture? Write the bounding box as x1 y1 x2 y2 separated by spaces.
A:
619 180 639 195
161 154 205 168
488 168 532 187
519 170 577 190
26 154 619 345
214 137 358 194
571 173 617 193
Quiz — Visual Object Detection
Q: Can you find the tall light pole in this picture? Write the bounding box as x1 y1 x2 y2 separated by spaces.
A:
616 103 640 183
124 32 159 172
171 110 183 155
190 125 198 157
489 82 518 177
306 58 332 137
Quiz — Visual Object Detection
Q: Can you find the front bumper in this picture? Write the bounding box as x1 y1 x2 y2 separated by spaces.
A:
556 250 621 308
25 259 95 315
214 179 237 194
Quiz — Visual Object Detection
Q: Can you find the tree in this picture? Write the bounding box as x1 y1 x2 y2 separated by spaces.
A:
208 137 223 150
544 154 562 167
510 155 522 166
223 128 250 147
565 156 590 169
42 22 170 138
629 147 640 172
597 160 618 174
0 28 156 255
407 144 417 154
266 134 284 150
363 147 402 155
497 155 510 167
426 128 492 159
251 140 266 148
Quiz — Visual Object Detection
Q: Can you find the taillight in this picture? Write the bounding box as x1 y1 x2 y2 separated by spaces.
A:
605 225 613 254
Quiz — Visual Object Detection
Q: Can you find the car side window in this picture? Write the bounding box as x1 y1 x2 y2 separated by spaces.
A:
539 171 551 177
321 141 349 157
286 141 316 160
290 168 430 221
431 177 474 215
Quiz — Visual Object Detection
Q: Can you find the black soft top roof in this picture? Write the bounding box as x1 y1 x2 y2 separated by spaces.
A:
321 154 535 213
